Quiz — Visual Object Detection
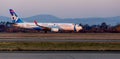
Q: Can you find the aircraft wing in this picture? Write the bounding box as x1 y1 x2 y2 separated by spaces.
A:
34 20 50 30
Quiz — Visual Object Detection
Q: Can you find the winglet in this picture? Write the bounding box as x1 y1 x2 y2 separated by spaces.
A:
34 20 38 26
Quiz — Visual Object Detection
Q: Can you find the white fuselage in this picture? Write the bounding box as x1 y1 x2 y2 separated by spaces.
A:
13 22 82 32
9 9 83 32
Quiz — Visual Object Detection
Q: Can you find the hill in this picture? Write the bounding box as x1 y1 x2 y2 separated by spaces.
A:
0 15 120 25
0 16 11 22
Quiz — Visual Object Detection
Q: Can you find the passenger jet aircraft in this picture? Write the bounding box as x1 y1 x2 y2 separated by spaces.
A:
9 9 82 32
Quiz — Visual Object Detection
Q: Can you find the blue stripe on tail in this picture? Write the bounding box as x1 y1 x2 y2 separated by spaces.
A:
16 18 24 23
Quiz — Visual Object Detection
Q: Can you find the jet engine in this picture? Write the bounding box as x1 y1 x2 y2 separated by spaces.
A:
51 28 59 32
74 24 83 32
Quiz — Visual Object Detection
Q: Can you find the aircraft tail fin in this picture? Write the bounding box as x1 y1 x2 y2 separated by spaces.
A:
9 9 24 23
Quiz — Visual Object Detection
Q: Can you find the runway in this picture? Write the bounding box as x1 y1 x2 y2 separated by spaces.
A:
0 51 120 59
0 38 120 42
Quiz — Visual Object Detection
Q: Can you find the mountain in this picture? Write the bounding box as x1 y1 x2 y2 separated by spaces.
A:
0 16 11 22
23 15 120 25
23 15 61 22
63 17 120 25
0 15 120 25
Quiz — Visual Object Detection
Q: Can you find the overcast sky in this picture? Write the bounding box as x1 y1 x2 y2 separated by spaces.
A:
0 0 120 18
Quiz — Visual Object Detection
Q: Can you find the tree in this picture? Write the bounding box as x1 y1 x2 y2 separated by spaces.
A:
115 24 120 32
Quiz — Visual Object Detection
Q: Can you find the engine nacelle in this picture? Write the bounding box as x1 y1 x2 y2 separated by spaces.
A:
51 28 59 32
74 24 83 32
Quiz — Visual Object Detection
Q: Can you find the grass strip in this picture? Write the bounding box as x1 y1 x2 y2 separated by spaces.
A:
0 42 120 51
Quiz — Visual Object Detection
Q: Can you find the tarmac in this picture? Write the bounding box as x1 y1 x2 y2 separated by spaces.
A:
0 33 120 42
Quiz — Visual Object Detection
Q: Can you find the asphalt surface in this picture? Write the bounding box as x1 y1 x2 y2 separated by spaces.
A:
0 38 120 42
0 51 120 59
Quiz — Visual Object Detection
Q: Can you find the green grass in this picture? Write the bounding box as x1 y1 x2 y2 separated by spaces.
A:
0 42 120 51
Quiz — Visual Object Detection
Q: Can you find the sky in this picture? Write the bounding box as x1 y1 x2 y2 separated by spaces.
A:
0 0 120 18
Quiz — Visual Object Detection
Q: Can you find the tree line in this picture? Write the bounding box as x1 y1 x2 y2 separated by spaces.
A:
80 22 119 33
0 21 120 33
